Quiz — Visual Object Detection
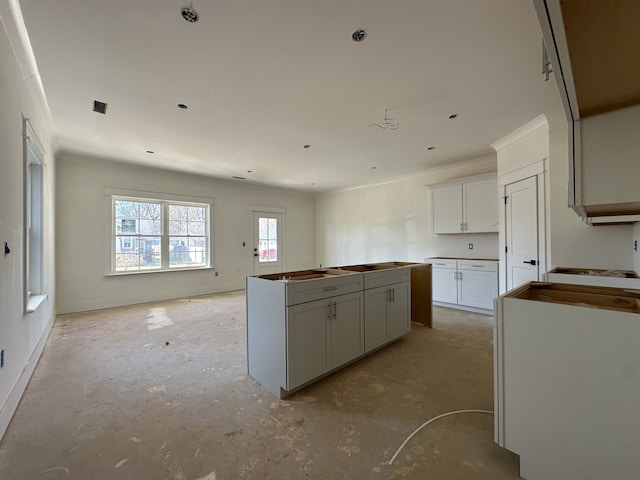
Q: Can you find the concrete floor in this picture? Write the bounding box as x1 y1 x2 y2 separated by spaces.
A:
0 291 521 479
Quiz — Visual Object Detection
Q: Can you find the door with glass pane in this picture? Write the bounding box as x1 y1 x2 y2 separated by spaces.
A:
253 212 283 275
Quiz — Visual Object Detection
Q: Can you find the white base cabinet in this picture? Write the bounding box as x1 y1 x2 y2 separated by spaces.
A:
247 263 415 398
364 279 410 352
428 258 498 313
287 291 363 390
495 282 640 480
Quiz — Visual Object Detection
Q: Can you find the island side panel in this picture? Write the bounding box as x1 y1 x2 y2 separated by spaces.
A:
246 276 287 396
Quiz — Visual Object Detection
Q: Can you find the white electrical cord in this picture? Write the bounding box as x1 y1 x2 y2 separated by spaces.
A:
388 409 494 465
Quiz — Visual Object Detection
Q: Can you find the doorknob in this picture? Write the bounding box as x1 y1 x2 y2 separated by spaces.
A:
523 260 537 265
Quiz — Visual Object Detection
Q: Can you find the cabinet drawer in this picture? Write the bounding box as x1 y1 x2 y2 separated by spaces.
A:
428 259 457 270
286 274 363 306
458 260 498 272
363 268 411 289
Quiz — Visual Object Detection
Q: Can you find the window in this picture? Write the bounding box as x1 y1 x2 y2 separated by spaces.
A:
24 119 47 312
258 216 278 262
110 194 212 274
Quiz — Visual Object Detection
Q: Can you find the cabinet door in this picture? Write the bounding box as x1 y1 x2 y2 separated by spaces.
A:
432 267 458 304
458 270 498 310
388 282 411 340
287 299 330 390
331 292 364 368
364 287 389 352
463 178 498 233
431 184 463 233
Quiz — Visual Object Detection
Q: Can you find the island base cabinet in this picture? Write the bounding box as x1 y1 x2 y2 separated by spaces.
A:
286 299 331 391
364 282 410 352
286 292 363 391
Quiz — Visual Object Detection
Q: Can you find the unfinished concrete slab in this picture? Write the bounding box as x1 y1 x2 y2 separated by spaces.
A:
0 292 520 479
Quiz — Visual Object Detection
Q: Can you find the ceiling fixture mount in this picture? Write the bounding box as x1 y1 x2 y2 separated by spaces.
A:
448 113 458 119
427 146 436 150
177 103 188 109
369 109 399 131
146 150 154 154
303 144 311 149
180 6 199 23
352 29 367 42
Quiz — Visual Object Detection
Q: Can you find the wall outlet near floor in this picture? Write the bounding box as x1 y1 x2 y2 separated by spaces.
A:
468 243 474 250
214 271 219 277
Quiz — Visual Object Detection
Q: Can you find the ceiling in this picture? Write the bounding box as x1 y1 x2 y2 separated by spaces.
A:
18 0 561 192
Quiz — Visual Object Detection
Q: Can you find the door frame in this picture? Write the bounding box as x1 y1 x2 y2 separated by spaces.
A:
250 206 286 275
498 160 547 294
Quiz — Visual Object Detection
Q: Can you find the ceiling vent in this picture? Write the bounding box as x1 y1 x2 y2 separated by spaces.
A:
93 100 107 114
180 6 199 23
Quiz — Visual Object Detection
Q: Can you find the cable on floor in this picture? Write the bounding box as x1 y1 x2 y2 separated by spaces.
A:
388 409 494 465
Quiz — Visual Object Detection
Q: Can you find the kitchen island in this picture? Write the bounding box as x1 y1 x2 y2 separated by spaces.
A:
246 262 430 398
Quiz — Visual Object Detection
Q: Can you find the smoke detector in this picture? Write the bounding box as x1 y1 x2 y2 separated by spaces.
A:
352 29 367 42
180 6 199 23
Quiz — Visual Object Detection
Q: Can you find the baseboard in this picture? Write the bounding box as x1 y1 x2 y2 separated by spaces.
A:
0 314 55 442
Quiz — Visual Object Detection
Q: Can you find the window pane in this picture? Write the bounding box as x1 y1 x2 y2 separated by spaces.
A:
268 240 278 261
268 218 278 240
258 239 269 262
170 237 206 268
259 218 268 240
188 221 205 236
115 236 161 271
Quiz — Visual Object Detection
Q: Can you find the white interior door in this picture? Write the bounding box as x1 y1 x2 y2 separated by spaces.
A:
505 176 539 290
253 212 283 275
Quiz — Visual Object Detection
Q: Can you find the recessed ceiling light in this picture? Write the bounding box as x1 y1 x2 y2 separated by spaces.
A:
180 6 199 23
352 29 367 42
303 144 311 149
93 100 107 114
146 150 154 154
247 170 253 173
448 113 458 119
178 103 188 109
371 166 377 170
427 146 436 150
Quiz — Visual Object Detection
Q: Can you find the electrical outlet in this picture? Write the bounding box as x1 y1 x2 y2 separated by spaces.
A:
214 271 219 277
634 240 638 252
468 243 474 250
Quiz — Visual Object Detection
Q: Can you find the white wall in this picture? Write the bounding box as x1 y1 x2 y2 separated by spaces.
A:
495 109 634 271
0 7 56 440
56 154 315 314
546 113 633 269
315 156 499 267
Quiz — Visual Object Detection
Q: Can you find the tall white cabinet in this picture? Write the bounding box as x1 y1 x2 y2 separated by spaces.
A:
430 175 498 234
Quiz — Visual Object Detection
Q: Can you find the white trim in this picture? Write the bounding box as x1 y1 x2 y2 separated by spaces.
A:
498 159 547 187
498 160 547 294
103 187 213 205
105 190 214 275
26 293 48 313
425 172 497 189
491 114 548 151
585 215 640 225
0 312 54 442
249 205 286 214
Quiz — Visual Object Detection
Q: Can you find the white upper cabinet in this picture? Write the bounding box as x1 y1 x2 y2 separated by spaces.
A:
430 176 498 234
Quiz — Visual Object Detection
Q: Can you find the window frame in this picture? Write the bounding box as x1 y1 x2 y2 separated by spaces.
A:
23 119 47 313
105 188 214 276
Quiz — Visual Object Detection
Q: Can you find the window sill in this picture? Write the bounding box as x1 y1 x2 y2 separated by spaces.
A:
26 293 48 313
105 266 215 277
